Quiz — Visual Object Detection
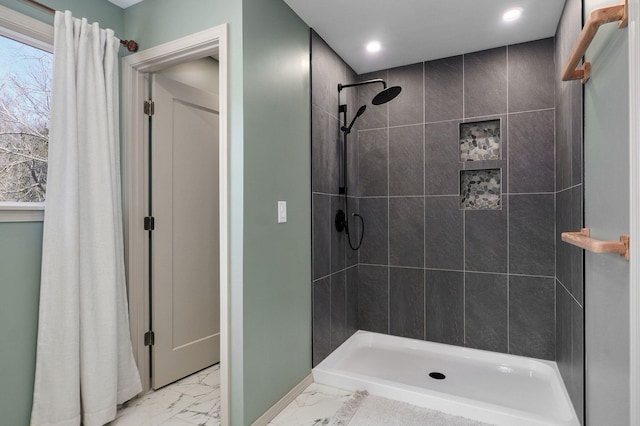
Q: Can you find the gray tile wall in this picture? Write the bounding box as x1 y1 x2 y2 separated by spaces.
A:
554 0 584 422
352 38 556 361
311 31 359 366
311 32 562 372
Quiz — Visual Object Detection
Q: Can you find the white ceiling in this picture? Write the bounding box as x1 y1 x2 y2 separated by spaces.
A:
284 0 567 74
106 0 143 9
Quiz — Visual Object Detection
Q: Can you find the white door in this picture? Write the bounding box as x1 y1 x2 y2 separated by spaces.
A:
150 74 220 389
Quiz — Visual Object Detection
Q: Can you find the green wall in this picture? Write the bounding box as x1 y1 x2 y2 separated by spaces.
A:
1 0 311 424
583 0 630 424
241 0 311 423
0 222 43 425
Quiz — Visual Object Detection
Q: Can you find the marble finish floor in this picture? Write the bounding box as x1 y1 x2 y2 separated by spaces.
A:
110 364 353 426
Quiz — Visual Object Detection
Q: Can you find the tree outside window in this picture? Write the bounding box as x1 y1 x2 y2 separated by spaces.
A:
0 34 51 203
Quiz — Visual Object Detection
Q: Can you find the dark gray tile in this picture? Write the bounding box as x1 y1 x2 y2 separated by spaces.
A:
509 110 555 194
313 277 331 366
346 116 359 194
425 55 463 122
358 265 389 333
331 196 346 273
556 84 572 192
509 276 555 360
556 189 572 291
389 62 424 127
465 201 508 273
357 71 388 130
425 270 464 346
359 198 388 265
389 125 424 196
570 81 583 186
465 272 508 353
358 129 388 196
425 196 463 270
389 197 424 267
508 38 555 113
425 121 460 196
312 105 340 194
346 266 359 336
313 194 331 280
509 194 555 277
345 197 360 267
556 281 572 385
464 47 508 118
570 185 584 305
390 267 425 339
331 271 347 350
311 30 350 117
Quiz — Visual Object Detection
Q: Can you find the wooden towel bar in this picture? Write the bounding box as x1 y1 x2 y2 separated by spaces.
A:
561 228 630 260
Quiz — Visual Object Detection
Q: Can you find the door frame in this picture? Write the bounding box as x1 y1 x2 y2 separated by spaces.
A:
121 24 229 425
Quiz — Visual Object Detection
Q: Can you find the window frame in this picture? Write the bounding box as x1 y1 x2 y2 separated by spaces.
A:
0 5 53 222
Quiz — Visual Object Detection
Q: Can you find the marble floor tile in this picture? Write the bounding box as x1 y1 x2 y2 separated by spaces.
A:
267 383 354 426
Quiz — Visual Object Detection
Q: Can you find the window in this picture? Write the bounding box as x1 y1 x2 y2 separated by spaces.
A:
0 5 53 222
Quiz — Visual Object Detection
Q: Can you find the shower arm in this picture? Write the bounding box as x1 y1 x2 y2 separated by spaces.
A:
338 78 386 92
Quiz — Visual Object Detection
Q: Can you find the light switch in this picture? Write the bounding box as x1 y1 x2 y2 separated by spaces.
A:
278 201 287 223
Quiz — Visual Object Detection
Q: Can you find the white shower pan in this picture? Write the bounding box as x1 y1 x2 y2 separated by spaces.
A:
313 331 579 426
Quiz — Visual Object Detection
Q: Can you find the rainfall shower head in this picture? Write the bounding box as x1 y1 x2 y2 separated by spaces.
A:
372 85 402 105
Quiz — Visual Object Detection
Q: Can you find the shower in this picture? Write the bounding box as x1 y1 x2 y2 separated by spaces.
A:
335 79 402 250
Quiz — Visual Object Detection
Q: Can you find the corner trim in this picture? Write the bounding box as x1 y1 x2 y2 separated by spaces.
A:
250 374 314 426
629 0 640 423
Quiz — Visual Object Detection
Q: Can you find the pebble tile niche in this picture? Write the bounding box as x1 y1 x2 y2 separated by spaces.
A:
460 169 502 210
459 119 501 161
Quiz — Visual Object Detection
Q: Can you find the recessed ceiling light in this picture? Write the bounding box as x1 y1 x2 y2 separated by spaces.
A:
502 8 523 22
366 41 381 53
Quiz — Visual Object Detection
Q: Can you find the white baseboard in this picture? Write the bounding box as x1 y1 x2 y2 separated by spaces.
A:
251 374 314 426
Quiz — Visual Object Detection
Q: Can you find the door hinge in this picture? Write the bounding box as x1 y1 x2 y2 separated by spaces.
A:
144 216 155 231
144 100 155 116
144 330 155 346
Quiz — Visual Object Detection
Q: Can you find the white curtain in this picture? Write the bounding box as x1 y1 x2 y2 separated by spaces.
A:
31 11 142 426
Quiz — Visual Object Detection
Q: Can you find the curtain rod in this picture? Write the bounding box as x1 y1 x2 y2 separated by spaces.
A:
23 0 139 52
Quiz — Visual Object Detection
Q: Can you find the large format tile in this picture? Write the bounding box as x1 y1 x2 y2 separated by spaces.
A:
311 31 346 116
389 267 425 339
313 277 331 366
346 266 359 336
464 47 508 118
358 198 388 265
331 271 347 350
331 196 346 273
313 194 331 280
509 194 555 277
555 280 572 387
425 120 460 196
358 265 389 334
311 105 339 194
389 197 424 268
509 276 555 360
425 270 464 346
268 383 354 426
507 38 555 113
508 110 555 194
425 196 463 270
358 129 388 196
555 84 572 192
465 272 508 353
389 62 424 127
465 202 508 274
425 55 464 122
389 125 424 196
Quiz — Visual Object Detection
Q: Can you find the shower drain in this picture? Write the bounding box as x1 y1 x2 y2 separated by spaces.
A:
429 372 446 380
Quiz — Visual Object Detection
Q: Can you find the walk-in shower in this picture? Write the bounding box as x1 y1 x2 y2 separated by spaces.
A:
335 79 401 250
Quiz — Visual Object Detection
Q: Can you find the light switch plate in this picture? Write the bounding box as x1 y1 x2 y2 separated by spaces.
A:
278 201 287 223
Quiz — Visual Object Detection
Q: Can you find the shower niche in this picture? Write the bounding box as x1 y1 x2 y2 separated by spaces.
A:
459 119 501 161
460 168 501 210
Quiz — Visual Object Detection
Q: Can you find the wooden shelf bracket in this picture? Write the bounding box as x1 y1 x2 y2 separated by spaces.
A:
562 228 630 260
562 0 628 83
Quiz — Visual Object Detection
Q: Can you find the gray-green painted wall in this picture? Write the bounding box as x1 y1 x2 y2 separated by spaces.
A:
0 2 123 424
583 0 630 424
241 0 311 423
